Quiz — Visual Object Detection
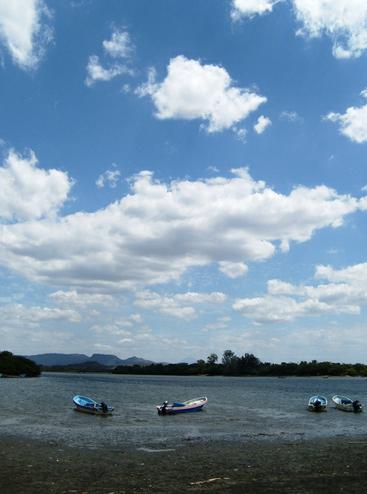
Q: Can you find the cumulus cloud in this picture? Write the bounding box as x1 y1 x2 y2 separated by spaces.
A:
0 149 72 222
136 56 267 133
233 1 367 59
96 165 121 188
202 316 231 331
219 261 248 278
103 29 133 59
231 0 282 20
85 28 134 86
135 290 226 319
234 261 367 323
254 115 272 134
50 290 116 307
325 89 367 143
293 0 367 59
0 303 81 326
85 55 132 86
0 0 52 70
0 164 365 291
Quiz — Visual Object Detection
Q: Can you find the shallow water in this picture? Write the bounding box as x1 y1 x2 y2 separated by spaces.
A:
1 373 367 448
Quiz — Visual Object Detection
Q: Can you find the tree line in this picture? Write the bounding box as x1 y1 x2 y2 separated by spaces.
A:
0 351 41 377
113 350 367 377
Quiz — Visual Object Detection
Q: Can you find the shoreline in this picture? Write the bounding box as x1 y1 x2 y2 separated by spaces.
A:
2 434 367 493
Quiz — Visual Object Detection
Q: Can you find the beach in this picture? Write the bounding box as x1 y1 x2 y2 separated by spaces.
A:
2 435 367 493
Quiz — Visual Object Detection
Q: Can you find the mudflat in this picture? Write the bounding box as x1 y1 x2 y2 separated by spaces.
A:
1 436 367 493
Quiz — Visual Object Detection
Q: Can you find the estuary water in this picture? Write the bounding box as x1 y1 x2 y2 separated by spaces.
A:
1 373 367 448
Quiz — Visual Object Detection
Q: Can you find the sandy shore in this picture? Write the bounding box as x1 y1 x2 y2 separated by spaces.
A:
2 435 367 493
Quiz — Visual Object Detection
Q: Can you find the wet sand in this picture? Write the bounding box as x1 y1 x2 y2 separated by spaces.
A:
2 436 367 493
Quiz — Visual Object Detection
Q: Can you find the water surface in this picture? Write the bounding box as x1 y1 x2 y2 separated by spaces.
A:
2 373 366 448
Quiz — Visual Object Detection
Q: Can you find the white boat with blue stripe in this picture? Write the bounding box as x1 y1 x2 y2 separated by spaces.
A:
73 395 114 415
157 396 207 415
332 395 363 413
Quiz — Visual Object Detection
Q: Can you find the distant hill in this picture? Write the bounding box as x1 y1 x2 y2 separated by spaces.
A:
120 356 154 366
25 353 90 366
26 353 154 367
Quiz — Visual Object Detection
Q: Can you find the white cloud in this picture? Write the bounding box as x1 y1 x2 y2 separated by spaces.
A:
202 316 231 332
254 115 272 134
103 29 133 59
85 28 134 86
233 127 247 142
96 165 121 188
279 110 303 123
134 290 226 319
325 90 367 143
279 110 302 122
233 1 367 59
234 261 367 324
219 261 248 278
0 0 52 70
231 0 281 20
85 55 132 86
0 162 365 292
315 262 367 285
0 303 81 327
234 293 359 324
293 0 367 59
0 150 72 222
136 56 267 133
50 290 116 307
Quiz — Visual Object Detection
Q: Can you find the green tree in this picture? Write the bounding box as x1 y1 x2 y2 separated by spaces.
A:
207 353 218 365
222 349 235 366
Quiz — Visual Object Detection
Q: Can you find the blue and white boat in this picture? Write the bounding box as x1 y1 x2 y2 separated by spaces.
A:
73 395 114 415
332 395 363 413
308 395 327 412
157 396 207 415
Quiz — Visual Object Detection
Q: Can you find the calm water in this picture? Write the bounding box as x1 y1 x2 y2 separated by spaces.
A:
1 373 367 448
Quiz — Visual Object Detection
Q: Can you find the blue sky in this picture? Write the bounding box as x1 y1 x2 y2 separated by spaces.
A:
1 0 367 363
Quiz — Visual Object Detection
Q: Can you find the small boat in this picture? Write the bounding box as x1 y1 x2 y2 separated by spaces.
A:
308 395 327 412
73 395 114 415
157 396 208 415
332 395 363 413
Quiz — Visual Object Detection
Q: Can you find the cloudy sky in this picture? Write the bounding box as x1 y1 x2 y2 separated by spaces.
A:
1 0 367 363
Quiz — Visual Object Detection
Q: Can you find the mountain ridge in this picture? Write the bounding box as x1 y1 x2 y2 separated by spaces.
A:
25 353 154 367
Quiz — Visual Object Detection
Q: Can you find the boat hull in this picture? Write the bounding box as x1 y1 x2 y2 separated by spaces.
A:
74 405 113 415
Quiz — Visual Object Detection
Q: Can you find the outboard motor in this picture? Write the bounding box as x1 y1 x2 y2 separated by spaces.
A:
352 400 362 413
314 400 322 412
100 401 108 413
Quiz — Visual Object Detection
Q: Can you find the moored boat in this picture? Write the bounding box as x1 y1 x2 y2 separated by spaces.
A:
332 395 363 413
308 395 327 412
157 396 208 415
73 395 114 415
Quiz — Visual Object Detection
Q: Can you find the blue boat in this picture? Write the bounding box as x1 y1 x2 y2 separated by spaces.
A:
73 395 114 415
308 395 327 412
157 396 207 415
